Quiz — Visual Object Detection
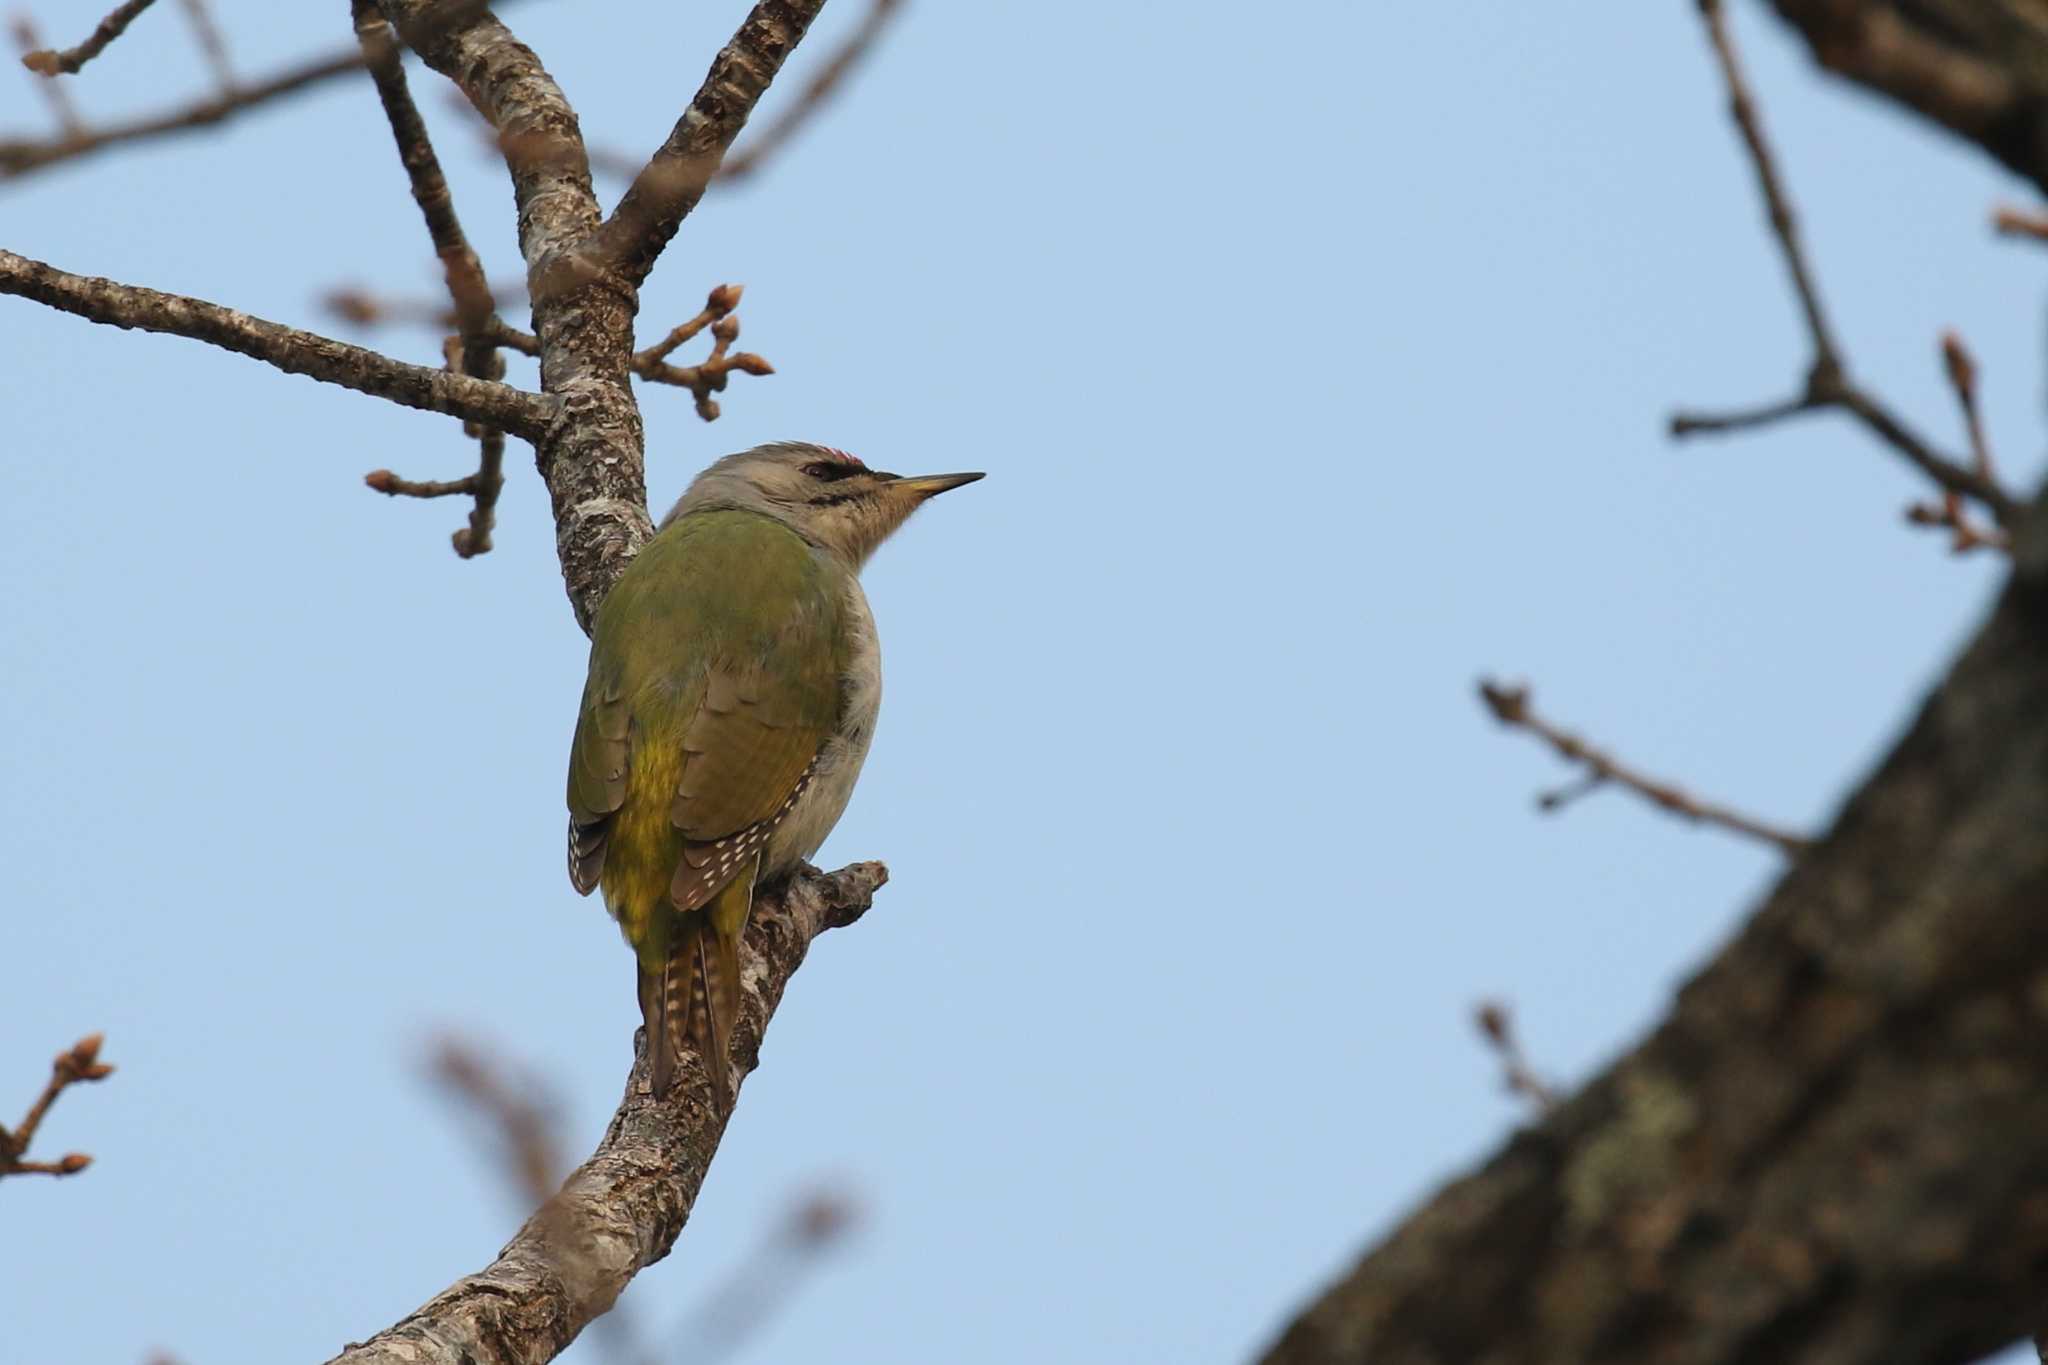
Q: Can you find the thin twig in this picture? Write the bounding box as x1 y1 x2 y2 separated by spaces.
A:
717 0 903 184
486 291 774 421
0 248 557 440
352 1 494 341
1992 204 2048 243
1 47 365 178
365 469 478 498
10 16 82 133
1477 679 1813 857
1670 0 2019 530
321 279 528 330
1943 332 1996 491
457 430 506 553
1905 331 2013 554
17 0 156 77
176 0 234 93
638 310 774 421
1697 0 1841 375
636 282 742 365
0 1033 113 1180
2 0 536 180
353 0 506 556
1473 1002 1556 1116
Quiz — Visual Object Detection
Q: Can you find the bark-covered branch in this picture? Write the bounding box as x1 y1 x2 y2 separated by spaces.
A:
9 2 854 1355
0 248 556 439
380 0 637 628
326 861 887 1365
379 0 828 627
305 8 851 1359
589 0 829 287
1261 482 2048 1361
1763 0 2048 196
352 0 507 556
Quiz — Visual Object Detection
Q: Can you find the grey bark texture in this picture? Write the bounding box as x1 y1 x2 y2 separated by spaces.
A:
1263 492 2048 1364
1261 5 2048 1359
0 248 555 439
1765 0 2048 194
380 0 826 631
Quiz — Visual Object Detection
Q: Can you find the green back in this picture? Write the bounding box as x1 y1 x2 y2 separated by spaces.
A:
566 509 849 900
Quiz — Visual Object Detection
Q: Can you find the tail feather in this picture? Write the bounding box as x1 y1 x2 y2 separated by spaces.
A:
637 954 680 1098
633 857 760 1105
699 928 738 1107
637 911 750 1105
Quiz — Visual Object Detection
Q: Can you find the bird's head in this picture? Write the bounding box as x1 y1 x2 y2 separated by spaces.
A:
664 442 983 568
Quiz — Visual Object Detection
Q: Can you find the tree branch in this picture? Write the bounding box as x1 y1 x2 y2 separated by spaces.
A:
8 16 83 133
1670 0 2020 531
383 1 599 291
176 0 236 95
1 1033 113 1180
380 0 829 627
18 0 158 77
364 468 479 499
1993 203 2048 244
1478 678 1814 857
487 290 777 422
1763 0 2048 196
8 11 862 1358
327 861 888 1365
1474 1001 1558 1117
587 0 829 288
1903 331 2012 555
1263 486 2048 1362
353 0 507 556
716 0 901 185
380 0 640 629
0 48 366 179
0 248 556 440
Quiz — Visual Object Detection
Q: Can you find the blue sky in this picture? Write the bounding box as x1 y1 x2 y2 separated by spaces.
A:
2 3 2039 1362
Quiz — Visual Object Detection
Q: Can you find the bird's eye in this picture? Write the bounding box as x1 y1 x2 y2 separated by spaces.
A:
802 461 853 482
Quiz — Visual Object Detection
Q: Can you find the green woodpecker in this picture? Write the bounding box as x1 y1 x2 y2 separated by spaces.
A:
566 442 982 1103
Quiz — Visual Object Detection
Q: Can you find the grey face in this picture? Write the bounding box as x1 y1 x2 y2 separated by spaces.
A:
668 442 983 567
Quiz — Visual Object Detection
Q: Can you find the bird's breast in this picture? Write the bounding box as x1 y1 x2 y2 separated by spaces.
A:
767 578 881 872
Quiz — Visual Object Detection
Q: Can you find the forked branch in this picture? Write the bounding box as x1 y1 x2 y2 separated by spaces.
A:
1478 678 1813 857
1668 0 2019 532
352 0 508 555
487 282 775 421
0 1033 113 1180
717 0 903 184
1905 332 2012 554
589 1 831 286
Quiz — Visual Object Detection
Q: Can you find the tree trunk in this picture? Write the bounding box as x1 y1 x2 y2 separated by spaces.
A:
1259 7 2048 1357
